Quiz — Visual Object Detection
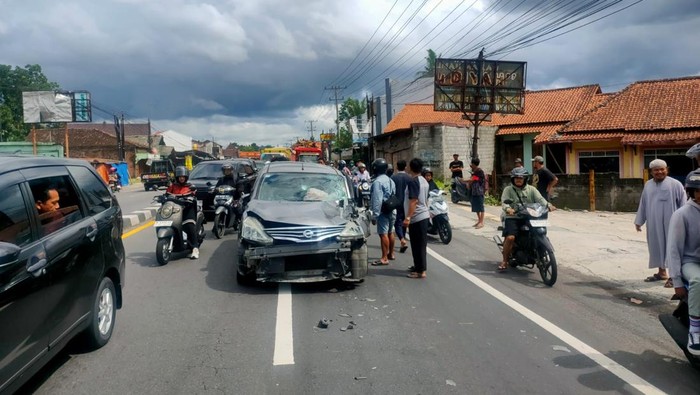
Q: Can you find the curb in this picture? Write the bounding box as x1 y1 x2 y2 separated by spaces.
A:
122 207 159 230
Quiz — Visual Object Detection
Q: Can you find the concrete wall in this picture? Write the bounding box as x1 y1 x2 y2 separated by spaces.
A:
493 172 644 212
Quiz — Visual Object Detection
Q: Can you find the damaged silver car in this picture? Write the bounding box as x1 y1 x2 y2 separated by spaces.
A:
236 162 371 284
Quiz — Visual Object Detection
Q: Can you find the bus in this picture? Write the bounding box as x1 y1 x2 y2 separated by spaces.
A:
260 147 292 161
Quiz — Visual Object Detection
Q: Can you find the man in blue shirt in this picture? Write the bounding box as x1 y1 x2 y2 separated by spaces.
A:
370 158 396 266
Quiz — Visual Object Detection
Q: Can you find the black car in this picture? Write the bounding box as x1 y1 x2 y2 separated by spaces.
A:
0 155 125 394
236 162 371 284
188 160 257 219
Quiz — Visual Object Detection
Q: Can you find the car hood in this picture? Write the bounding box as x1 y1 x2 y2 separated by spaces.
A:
247 200 350 228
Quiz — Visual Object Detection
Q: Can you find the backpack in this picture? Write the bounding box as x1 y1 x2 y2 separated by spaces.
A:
381 193 402 214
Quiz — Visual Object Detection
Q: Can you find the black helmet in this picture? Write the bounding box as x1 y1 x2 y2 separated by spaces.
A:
175 166 189 182
338 160 346 170
510 167 529 185
687 142 700 159
421 167 433 176
386 164 394 176
371 158 388 176
222 163 233 174
685 169 700 197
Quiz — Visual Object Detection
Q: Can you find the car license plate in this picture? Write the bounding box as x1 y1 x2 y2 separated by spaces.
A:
215 195 229 199
529 219 548 227
154 220 173 227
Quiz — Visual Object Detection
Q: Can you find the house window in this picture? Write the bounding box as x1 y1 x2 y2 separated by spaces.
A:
643 148 694 182
578 150 620 173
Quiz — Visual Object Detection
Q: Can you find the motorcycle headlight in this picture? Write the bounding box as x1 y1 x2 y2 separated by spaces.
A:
527 207 545 217
241 217 273 245
160 203 173 218
338 221 364 241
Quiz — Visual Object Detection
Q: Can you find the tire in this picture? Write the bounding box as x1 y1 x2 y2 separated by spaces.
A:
437 217 452 244
156 237 171 266
197 220 206 246
236 249 256 285
82 277 116 349
213 213 224 239
451 193 459 204
537 245 558 286
144 183 151 191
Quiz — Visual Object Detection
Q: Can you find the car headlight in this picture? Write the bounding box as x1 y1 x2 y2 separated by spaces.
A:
338 221 364 241
241 217 273 245
160 202 173 218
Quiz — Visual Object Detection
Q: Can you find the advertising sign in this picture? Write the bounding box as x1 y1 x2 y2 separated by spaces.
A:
320 133 335 141
434 58 526 114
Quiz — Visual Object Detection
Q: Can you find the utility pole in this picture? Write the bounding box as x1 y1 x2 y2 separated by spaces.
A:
305 120 318 140
325 85 345 140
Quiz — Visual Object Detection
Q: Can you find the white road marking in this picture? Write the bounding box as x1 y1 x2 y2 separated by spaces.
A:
273 283 295 365
428 247 665 395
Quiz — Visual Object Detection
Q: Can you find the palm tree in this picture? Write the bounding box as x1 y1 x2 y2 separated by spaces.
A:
415 49 439 80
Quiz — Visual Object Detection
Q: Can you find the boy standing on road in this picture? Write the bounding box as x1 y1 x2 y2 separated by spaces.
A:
391 160 412 253
403 158 430 279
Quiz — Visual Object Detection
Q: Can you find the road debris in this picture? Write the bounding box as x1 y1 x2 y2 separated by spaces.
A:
630 297 644 305
317 318 330 329
338 313 352 318
354 376 367 380
446 379 456 386
552 345 571 353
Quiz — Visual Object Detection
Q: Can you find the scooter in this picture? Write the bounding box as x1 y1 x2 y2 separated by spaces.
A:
451 177 470 204
212 184 241 239
427 190 452 244
357 180 371 209
659 288 700 368
109 180 121 193
153 193 205 265
493 199 557 286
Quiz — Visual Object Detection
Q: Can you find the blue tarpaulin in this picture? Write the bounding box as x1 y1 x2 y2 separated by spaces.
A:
110 162 130 185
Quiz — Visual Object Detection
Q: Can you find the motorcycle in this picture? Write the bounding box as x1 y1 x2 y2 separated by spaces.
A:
357 179 371 209
659 288 700 368
212 184 241 239
451 177 470 204
109 180 121 193
153 193 205 265
427 190 452 244
493 199 557 286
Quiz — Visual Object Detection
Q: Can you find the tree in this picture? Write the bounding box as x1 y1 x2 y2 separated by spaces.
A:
335 98 367 150
414 49 439 80
0 64 60 141
334 126 353 150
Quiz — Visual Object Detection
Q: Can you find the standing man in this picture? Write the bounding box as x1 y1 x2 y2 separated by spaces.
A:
467 158 486 229
635 159 686 286
391 159 412 253
370 158 396 266
449 154 464 179
403 158 430 279
514 158 524 170
531 155 558 201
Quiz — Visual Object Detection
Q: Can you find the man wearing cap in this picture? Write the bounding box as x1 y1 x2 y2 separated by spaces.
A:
531 156 558 201
635 159 686 286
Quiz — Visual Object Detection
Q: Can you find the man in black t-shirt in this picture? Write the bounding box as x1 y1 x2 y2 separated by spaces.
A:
449 154 464 179
531 155 558 201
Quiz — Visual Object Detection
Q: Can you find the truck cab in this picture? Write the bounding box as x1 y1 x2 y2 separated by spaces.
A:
141 159 175 191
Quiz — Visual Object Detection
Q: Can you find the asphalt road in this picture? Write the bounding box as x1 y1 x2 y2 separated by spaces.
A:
19 188 700 394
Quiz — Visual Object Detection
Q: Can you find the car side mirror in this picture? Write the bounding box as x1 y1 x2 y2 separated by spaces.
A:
0 242 21 269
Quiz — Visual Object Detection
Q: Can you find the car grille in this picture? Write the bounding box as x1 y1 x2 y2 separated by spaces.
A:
266 225 344 243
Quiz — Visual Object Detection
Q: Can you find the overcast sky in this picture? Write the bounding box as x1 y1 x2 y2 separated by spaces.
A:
1 0 699 146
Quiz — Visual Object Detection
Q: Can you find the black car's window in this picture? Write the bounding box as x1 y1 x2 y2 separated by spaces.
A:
190 163 224 180
0 183 32 246
68 166 112 214
29 176 85 237
150 161 171 173
257 173 348 202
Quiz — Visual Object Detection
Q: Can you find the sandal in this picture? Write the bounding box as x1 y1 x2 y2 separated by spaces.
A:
371 260 389 266
407 272 426 279
644 273 668 282
388 255 396 261
664 278 674 288
497 263 508 272
399 245 408 253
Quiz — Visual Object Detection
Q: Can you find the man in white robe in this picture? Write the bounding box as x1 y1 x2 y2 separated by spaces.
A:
634 159 686 285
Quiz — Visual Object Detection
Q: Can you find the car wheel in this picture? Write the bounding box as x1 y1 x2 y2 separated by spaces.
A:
350 243 368 279
82 277 116 349
236 251 255 286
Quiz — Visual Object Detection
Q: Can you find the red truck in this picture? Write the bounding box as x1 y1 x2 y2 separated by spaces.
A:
291 140 323 162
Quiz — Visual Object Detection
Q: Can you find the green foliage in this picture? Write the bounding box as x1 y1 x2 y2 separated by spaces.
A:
334 126 353 150
0 64 60 141
338 98 366 122
484 193 501 206
415 49 440 80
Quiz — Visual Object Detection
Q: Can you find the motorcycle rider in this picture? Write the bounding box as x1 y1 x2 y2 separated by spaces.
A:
338 160 353 178
353 162 371 184
499 167 555 272
215 163 237 194
666 169 700 355
166 166 200 259
422 167 439 192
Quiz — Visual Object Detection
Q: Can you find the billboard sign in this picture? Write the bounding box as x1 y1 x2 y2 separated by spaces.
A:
434 58 526 114
22 90 93 123
320 133 335 141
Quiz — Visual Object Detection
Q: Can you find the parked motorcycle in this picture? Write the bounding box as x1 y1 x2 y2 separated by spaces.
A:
153 193 205 265
659 290 700 368
212 184 241 238
357 180 371 209
427 190 452 244
493 199 557 286
451 177 470 204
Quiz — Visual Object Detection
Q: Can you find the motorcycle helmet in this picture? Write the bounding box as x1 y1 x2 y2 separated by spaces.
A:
222 163 234 176
338 160 347 170
421 167 433 177
386 164 394 177
510 167 529 185
687 142 700 160
371 158 388 177
175 166 189 183
685 168 700 199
